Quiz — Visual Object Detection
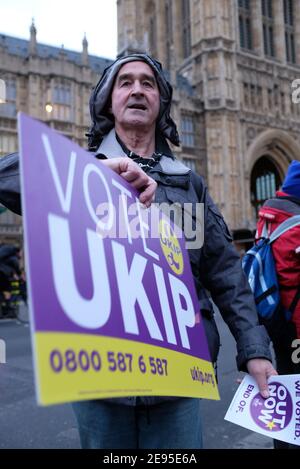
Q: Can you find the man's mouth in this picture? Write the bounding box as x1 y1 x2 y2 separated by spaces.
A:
127 103 147 110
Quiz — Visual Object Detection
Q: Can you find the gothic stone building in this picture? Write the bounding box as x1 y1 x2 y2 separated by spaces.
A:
117 0 300 250
0 22 112 244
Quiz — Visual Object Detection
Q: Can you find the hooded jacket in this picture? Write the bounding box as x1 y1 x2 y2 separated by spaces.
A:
87 53 180 151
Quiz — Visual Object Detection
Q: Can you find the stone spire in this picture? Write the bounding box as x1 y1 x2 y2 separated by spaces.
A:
59 43 66 60
82 33 88 66
29 18 37 55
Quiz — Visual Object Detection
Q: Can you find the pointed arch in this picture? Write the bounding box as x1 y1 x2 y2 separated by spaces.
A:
245 129 300 224
246 128 300 178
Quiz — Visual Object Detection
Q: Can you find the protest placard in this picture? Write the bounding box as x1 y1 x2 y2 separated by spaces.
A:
18 113 219 405
225 374 300 446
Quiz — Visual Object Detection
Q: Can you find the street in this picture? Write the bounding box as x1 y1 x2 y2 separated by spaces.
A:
0 312 273 449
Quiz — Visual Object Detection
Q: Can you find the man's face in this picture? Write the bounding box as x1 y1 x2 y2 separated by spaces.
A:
111 61 160 132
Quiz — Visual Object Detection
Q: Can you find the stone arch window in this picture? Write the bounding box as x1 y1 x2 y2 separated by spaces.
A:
284 0 296 64
251 156 281 216
262 0 275 57
238 0 253 50
52 80 72 122
181 0 191 59
181 113 195 147
0 78 17 118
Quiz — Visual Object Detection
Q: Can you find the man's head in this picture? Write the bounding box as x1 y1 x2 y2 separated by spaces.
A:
111 61 160 135
88 53 179 151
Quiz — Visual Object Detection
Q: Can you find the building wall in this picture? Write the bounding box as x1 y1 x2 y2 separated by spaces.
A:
117 0 300 246
0 25 112 244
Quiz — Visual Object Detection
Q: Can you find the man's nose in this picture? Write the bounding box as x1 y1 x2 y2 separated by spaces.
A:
131 80 144 95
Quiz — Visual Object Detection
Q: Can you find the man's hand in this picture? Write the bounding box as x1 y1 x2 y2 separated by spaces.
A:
101 158 157 207
246 358 278 398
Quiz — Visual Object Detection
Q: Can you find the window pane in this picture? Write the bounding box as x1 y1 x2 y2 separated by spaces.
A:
251 156 281 217
0 102 16 118
181 114 195 147
239 16 245 48
269 26 274 56
263 24 268 54
284 0 294 26
239 2 252 50
267 0 273 18
6 81 16 100
291 34 296 63
246 18 252 49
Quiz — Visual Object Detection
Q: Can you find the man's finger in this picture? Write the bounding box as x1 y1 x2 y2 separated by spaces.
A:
123 172 148 189
246 358 278 398
255 372 269 399
139 181 157 207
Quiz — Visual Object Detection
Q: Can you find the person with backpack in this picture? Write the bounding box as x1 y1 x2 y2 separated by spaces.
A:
253 160 300 372
248 160 300 449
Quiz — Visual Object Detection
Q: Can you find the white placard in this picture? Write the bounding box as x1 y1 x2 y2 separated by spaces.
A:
225 374 300 446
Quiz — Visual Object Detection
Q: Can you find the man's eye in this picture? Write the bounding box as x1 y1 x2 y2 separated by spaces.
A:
121 81 131 87
143 81 153 88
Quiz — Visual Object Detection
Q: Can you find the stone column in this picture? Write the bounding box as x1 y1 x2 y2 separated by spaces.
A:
117 0 136 54
154 0 166 65
251 0 264 56
172 0 183 63
273 0 286 62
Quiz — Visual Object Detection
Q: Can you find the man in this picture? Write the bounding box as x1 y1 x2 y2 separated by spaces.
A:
72 54 277 449
0 53 276 449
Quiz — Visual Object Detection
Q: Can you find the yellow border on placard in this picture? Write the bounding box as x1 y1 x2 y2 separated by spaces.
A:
34 332 220 405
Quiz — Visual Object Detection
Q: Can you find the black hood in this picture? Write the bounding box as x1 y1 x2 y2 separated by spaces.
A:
87 53 180 151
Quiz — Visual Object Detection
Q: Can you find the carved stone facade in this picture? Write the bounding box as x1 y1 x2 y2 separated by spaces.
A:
117 0 300 248
0 22 112 243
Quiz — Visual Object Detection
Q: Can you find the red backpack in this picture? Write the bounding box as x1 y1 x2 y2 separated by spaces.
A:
256 193 300 339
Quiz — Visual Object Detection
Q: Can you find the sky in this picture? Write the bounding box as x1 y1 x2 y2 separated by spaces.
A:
0 0 118 59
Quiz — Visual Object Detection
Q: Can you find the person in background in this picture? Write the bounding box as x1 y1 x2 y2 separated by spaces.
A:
255 160 300 449
0 245 20 318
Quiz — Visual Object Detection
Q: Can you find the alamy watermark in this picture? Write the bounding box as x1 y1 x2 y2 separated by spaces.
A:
95 197 205 250
0 79 6 103
0 339 6 364
291 79 300 104
291 339 300 365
